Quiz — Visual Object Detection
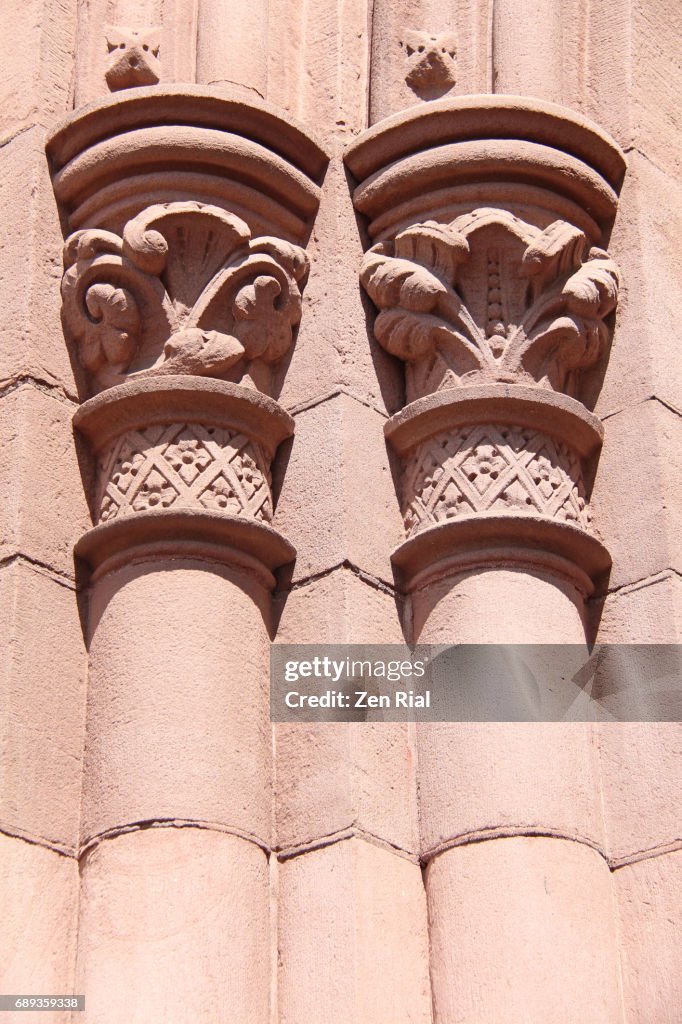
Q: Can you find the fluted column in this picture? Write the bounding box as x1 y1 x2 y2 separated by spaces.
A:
346 95 626 1022
48 87 326 1023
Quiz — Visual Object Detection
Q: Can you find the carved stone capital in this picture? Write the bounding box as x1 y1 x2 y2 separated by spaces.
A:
48 89 326 584
61 201 309 395
345 97 625 596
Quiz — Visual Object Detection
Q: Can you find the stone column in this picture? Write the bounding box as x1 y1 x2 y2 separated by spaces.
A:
196 0 269 98
491 0 564 101
346 95 626 1022
47 87 325 1022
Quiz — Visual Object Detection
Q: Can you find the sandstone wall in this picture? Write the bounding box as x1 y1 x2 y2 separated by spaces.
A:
0 1 680 1021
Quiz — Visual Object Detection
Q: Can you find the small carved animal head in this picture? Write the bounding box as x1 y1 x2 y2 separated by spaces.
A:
401 30 457 101
105 27 161 92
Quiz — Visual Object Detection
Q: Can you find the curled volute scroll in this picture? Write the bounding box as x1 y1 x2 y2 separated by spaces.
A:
62 201 309 395
360 209 619 405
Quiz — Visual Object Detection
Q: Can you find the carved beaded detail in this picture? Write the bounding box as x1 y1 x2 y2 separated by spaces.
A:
403 425 590 536
97 423 272 523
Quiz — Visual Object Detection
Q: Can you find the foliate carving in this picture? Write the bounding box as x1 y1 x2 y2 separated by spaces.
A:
403 425 589 537
96 423 272 524
105 27 161 91
360 209 619 403
401 31 457 100
62 202 309 393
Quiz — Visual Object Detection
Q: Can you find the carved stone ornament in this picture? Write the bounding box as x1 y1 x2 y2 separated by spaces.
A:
360 209 619 405
48 89 327 586
401 31 457 101
105 27 161 92
61 201 308 394
73 378 296 587
345 97 626 596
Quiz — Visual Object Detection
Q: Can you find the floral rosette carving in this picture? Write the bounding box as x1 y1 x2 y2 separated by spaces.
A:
360 209 619 403
62 202 309 393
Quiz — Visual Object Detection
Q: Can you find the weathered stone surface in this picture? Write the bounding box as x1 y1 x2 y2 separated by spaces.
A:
82 559 272 846
0 835 77 1021
275 565 403 644
275 568 415 853
418 723 605 855
277 839 431 1023
0 385 89 578
0 0 76 137
411 567 588 644
274 393 404 585
267 0 369 142
597 724 682 864
492 0 583 105
0 561 85 850
76 829 269 1023
426 837 621 1023
598 154 682 417
581 0 631 150
631 0 682 180
278 156 403 415
197 0 267 98
615 849 682 1024
275 719 418 855
596 569 682 643
592 400 682 591
0 130 78 394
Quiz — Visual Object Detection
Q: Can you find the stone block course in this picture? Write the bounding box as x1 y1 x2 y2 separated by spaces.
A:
277 838 431 1023
615 848 682 1024
592 399 682 591
0 129 79 396
274 392 404 585
0 384 89 579
0 560 85 851
0 834 77 1019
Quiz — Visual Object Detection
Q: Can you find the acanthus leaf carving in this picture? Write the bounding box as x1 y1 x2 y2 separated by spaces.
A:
62 228 167 389
62 202 309 394
360 209 620 403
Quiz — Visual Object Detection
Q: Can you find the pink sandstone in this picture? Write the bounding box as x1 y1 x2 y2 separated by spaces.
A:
0 1 679 1022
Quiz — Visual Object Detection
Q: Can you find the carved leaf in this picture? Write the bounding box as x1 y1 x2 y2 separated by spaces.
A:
393 222 469 286
359 209 620 402
504 241 619 391
61 228 166 388
248 237 309 286
361 250 446 314
232 276 286 362
562 249 619 318
160 328 245 377
374 309 447 361
82 283 140 372
522 221 587 296
61 203 309 391
517 315 595 392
